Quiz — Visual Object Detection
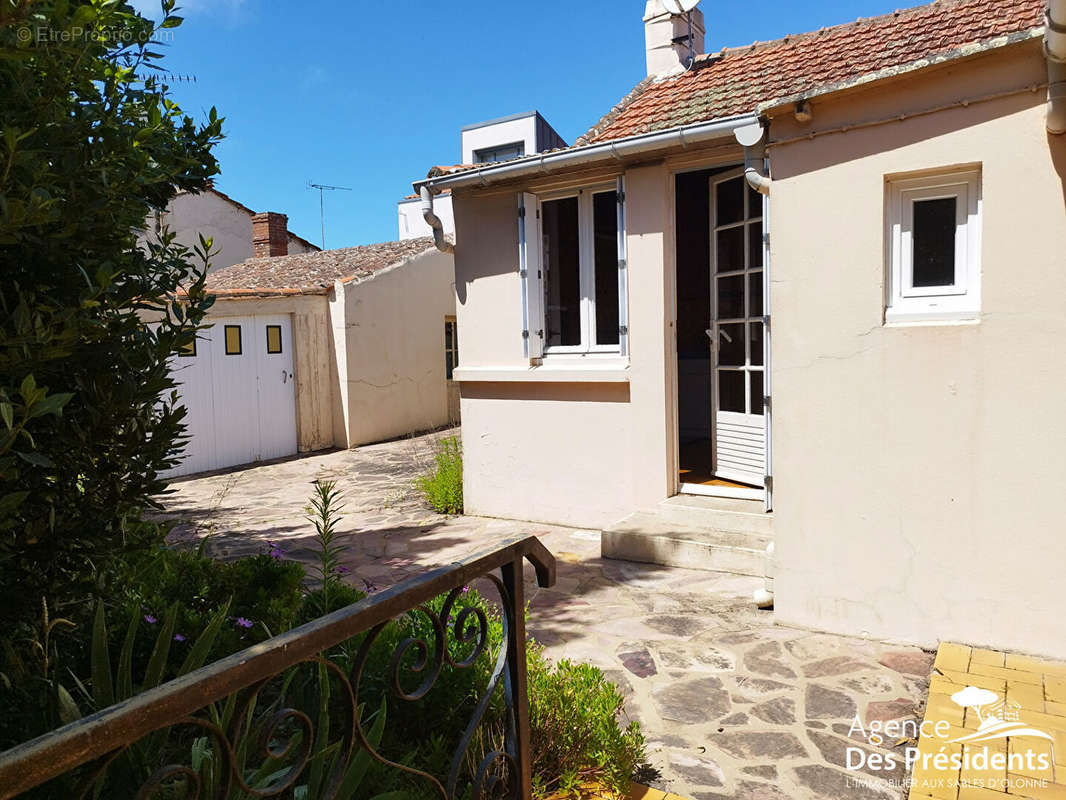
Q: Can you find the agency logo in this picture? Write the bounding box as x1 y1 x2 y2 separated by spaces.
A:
846 684 1057 791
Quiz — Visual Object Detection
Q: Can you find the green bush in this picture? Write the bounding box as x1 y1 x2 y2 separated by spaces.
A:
528 649 646 798
0 0 223 625
417 436 464 514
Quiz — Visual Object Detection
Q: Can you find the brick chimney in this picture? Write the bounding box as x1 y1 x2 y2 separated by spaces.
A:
252 212 289 258
644 0 705 78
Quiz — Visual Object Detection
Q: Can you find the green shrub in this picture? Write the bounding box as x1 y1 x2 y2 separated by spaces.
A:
528 649 646 799
417 436 464 514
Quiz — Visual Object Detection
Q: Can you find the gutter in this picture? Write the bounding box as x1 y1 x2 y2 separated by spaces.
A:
1048 0 1066 133
735 122 771 195
413 113 759 195
420 186 454 255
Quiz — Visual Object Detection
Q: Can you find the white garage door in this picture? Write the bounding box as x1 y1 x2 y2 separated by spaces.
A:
163 314 298 478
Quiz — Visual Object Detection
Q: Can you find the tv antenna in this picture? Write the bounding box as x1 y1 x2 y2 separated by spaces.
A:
308 181 352 249
661 0 702 69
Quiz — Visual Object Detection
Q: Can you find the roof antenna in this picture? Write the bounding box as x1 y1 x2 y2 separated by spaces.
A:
308 181 352 249
662 0 702 70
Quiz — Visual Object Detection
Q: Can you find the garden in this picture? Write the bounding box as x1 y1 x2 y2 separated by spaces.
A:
0 2 645 797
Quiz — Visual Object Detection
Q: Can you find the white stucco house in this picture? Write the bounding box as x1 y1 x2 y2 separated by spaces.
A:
397 111 567 241
142 186 319 272
165 228 457 479
413 0 1066 659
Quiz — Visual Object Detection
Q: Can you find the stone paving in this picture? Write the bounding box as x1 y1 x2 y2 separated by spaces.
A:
157 429 936 800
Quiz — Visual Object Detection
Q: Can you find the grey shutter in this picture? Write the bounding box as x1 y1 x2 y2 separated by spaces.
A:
617 176 629 357
519 192 544 359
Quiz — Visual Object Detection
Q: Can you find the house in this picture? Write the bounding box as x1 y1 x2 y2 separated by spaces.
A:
165 224 456 478
397 111 567 240
142 187 319 271
413 0 1066 659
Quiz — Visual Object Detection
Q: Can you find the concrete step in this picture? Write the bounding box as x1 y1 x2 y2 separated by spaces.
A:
654 494 772 536
601 498 772 577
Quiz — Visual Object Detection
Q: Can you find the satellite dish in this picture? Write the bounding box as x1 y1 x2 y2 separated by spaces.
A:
661 0 701 14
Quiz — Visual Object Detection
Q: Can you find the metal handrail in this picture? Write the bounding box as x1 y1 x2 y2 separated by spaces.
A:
0 534 556 799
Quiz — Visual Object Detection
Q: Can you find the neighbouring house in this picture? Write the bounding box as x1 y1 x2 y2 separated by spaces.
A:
141 186 319 271
165 232 457 478
414 0 1066 659
397 111 567 240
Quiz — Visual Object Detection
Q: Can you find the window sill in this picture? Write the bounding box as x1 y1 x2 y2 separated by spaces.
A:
884 309 981 326
451 365 630 384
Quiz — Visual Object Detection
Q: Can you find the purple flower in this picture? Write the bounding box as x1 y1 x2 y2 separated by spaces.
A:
174 634 186 642
462 585 470 594
336 565 350 575
144 614 158 624
268 542 286 560
235 617 254 629
362 579 378 594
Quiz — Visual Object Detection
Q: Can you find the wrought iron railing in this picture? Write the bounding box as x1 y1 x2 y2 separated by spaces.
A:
0 535 556 800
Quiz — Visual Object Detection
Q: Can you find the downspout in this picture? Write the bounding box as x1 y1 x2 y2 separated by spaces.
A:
735 122 771 194
1048 0 1066 134
420 185 454 254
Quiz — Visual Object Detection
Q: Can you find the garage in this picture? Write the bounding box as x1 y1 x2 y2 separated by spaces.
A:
164 313 297 478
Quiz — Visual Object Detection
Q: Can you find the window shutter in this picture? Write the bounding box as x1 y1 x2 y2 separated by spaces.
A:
616 176 629 357
518 192 544 359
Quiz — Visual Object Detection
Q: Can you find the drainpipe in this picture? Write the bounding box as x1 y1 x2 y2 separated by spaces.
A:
735 122 771 194
1048 0 1066 134
420 186 454 254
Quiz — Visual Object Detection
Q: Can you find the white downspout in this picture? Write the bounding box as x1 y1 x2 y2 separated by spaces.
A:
1048 0 1066 134
734 122 771 194
420 186 454 254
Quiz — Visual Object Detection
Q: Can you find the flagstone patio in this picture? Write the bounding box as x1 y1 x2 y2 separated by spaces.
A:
158 429 936 799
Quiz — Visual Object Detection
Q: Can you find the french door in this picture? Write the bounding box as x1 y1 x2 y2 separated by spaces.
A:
711 170 766 487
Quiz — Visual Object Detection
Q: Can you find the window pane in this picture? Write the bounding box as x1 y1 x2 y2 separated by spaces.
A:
224 325 242 355
747 183 763 219
716 177 744 225
265 325 282 354
446 352 455 380
748 222 763 268
749 322 763 367
593 191 619 345
716 275 744 319
718 370 745 413
750 371 764 416
749 271 763 317
718 323 745 366
445 322 453 350
542 197 581 347
912 197 956 287
716 226 745 272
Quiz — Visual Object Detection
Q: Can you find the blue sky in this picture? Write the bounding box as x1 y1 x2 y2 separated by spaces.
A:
137 0 903 248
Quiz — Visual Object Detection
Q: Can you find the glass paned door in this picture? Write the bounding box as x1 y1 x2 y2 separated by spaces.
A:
711 172 766 487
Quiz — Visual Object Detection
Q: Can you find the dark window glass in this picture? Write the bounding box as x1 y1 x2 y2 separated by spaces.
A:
542 197 581 347
716 226 745 272
749 322 764 367
748 222 763 268
750 371 764 416
718 370 746 413
749 271 763 317
716 275 744 320
718 323 745 366
716 177 744 225
912 197 956 287
747 183 763 219
593 191 619 345
179 338 197 358
444 320 458 379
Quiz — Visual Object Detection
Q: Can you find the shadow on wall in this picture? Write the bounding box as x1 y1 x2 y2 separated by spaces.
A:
453 194 518 307
1051 129 1066 211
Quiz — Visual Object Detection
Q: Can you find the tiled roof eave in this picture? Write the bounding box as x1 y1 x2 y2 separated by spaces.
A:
758 26 1046 116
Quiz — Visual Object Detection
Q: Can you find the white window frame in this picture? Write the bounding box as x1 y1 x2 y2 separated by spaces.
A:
886 169 981 323
539 183 624 356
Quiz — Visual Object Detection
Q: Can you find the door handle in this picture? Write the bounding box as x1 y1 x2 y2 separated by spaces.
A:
282 370 289 384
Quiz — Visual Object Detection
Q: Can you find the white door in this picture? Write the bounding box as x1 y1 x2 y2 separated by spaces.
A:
711 171 766 487
163 314 297 478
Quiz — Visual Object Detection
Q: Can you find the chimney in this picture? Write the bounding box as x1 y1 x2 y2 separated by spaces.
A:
644 0 705 78
252 212 289 258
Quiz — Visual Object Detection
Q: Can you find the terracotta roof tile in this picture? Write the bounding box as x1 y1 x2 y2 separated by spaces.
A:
203 237 436 297
578 0 1044 145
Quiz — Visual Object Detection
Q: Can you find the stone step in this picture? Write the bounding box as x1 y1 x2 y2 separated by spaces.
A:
602 510 771 577
654 494 773 537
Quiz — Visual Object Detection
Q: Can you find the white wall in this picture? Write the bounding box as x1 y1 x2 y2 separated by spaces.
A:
461 116 538 165
398 194 454 241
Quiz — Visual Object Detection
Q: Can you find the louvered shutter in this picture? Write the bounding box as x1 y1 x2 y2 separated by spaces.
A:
616 176 629 357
